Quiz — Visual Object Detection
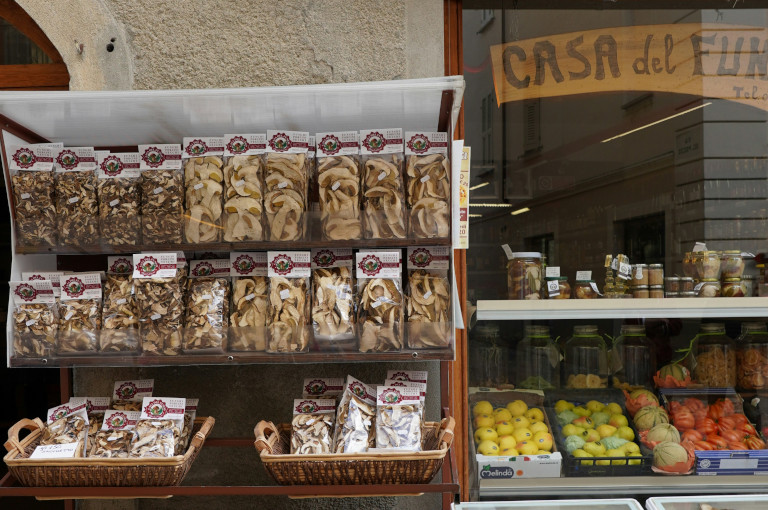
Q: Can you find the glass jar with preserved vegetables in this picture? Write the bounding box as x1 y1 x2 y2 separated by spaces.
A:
693 323 736 387
516 325 560 390
736 322 768 391
695 279 721 297
563 325 609 389
574 280 599 299
721 250 745 279
683 252 696 278
722 278 746 297
507 252 542 300
648 264 664 286
610 324 655 390
544 276 571 299
694 251 721 280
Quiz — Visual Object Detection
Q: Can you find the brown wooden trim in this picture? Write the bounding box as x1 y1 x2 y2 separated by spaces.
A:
0 63 69 89
0 0 65 64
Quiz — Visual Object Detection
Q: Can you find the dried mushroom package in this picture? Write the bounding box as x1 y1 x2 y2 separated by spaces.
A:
10 280 57 358
138 144 184 244
130 397 186 458
386 370 428 384
375 386 424 451
57 273 102 355
97 152 141 246
356 250 404 352
229 252 268 351
311 248 356 348
89 409 140 458
133 253 185 355
81 396 111 444
42 400 90 456
291 398 336 454
177 398 198 455
182 138 225 243
111 378 154 411
405 246 452 349
264 131 310 241
22 271 63 302
54 147 99 247
267 251 311 353
8 144 58 248
302 377 345 400
222 134 266 242
360 129 406 239
183 259 230 353
315 131 362 240
332 376 376 453
405 132 451 239
100 257 139 353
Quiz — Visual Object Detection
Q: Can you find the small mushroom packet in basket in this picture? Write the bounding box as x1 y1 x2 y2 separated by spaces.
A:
222 134 266 242
38 399 90 457
82 396 111 442
267 251 311 353
302 377 345 401
10 279 58 358
176 398 199 455
229 252 269 352
130 397 186 458
291 398 336 454
386 370 428 384
88 409 140 458
374 385 424 452
405 246 451 349
405 132 450 239
111 378 154 411
356 250 404 353
311 248 356 346
332 376 377 453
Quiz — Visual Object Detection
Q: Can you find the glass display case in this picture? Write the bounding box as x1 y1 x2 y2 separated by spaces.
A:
647 495 768 510
453 499 643 510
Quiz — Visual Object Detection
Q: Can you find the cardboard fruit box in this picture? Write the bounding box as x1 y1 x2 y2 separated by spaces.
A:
470 389 562 479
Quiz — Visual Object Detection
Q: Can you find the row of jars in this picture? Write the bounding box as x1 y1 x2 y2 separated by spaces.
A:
513 322 768 392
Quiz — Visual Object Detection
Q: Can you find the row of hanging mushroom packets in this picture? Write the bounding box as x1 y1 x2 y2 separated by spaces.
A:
6 131 451 249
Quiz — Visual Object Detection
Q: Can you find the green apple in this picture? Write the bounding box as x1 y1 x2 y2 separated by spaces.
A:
609 414 629 428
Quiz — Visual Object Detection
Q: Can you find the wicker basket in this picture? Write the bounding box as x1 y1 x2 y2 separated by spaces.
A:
253 416 454 485
3 416 215 487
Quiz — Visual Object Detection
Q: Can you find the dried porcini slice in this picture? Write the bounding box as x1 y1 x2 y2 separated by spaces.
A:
13 304 57 358
312 267 355 339
363 155 406 239
55 170 99 247
223 155 264 241
12 171 57 248
318 156 362 240
141 169 184 244
183 277 229 352
267 277 309 352
290 399 335 455
184 156 224 243
101 274 139 353
264 153 307 241
89 430 133 458
406 270 451 348
406 153 450 238
333 389 376 454
358 278 403 352
129 420 177 458
41 415 87 448
98 178 140 246
135 277 184 355
229 276 268 351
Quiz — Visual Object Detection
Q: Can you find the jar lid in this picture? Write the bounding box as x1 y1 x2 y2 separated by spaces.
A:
665 291 679 297
700 322 725 333
650 285 664 289
620 324 646 335
723 278 742 282
742 322 767 333
649 264 664 269
631 285 649 290
724 250 742 255
573 325 599 335
575 279 595 283
680 277 694 282
700 278 719 282
545 276 568 281
680 291 696 296
634 263 648 268
665 276 681 282
524 325 550 337
742 275 756 280
511 252 541 259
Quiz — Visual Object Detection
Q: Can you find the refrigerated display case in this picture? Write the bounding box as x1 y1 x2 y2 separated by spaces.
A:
647 494 768 510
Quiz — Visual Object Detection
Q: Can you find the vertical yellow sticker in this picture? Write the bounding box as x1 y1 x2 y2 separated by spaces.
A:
458 147 470 249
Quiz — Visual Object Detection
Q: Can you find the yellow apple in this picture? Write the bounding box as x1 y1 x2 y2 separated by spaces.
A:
494 409 513 423
525 407 544 422
609 414 629 428
499 435 517 450
537 450 550 455
474 427 498 444
478 440 500 456
512 427 533 443
615 426 635 441
606 448 627 465
500 447 519 456
506 400 528 417
562 424 585 437
474 414 495 428
516 440 539 455
511 416 531 429
554 399 574 414
586 400 605 413
473 401 493 417
595 424 617 438
495 421 514 436
533 431 553 451
572 448 593 465
530 421 549 435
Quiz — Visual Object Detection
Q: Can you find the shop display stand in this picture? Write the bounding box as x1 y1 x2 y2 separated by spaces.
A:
0 77 465 508
472 299 768 500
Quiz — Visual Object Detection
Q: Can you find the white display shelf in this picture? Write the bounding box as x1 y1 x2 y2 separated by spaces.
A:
478 476 768 499
454 499 643 510
476 297 768 321
647 494 768 510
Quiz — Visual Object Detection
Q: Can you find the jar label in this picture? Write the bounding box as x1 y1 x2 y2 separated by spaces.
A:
590 282 602 295
635 266 644 279
546 266 560 277
618 262 631 279
576 270 591 281
547 280 560 296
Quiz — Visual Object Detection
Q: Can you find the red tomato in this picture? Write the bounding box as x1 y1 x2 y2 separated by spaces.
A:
727 441 748 450
716 416 738 435
719 429 744 443
672 410 695 430
708 399 735 419
682 429 705 442
693 440 715 450
706 434 729 449
693 407 709 421
695 418 717 436
684 398 707 413
731 413 750 426
736 422 758 436
744 435 766 450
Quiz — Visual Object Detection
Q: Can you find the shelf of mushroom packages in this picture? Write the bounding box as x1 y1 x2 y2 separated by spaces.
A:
0 77 467 368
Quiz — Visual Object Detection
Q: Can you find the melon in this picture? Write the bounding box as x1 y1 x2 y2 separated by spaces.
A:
629 389 659 406
658 364 689 381
634 405 669 431
653 441 688 468
647 423 681 444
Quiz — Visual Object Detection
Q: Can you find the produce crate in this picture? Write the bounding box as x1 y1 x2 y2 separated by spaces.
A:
543 389 653 476
470 390 562 479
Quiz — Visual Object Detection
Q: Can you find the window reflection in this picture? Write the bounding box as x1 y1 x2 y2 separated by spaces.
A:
0 18 51 65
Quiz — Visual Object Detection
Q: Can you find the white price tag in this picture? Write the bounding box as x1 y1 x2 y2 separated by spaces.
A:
277 181 288 189
501 244 514 260
332 181 341 191
547 280 560 296
109 199 120 207
193 182 204 190
635 265 644 279
371 299 384 308
20 193 30 199
692 242 707 252
30 443 79 459
115 298 127 305
245 293 256 301
423 290 433 300
233 179 245 187
590 282 602 295
153 187 163 195
545 266 560 277
150 313 161 320
68 196 79 204
25 319 36 326
420 175 430 183
619 262 631 278
576 270 592 281
279 289 290 300
694 282 704 292
201 294 212 301
378 171 387 181
611 258 619 270
64 311 74 321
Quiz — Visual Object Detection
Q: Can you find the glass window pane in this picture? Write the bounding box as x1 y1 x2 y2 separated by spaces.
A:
0 18 51 65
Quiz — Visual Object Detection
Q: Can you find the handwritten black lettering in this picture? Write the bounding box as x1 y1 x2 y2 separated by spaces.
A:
691 33 716 76
533 41 565 85
594 35 620 80
746 37 768 80
633 35 653 75
717 36 744 76
502 45 530 89
566 35 591 80
664 34 676 74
